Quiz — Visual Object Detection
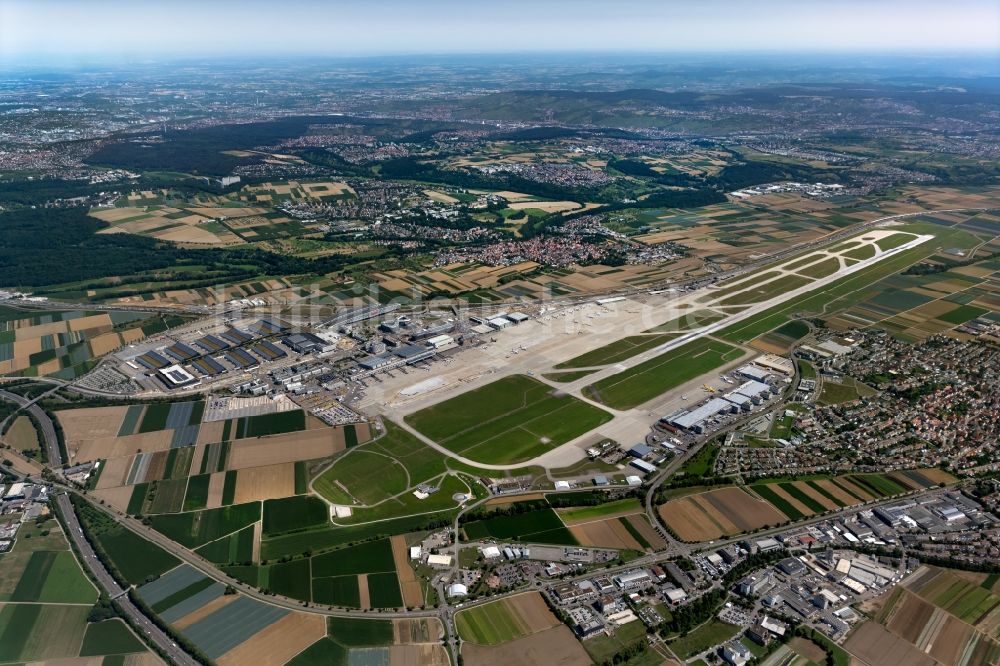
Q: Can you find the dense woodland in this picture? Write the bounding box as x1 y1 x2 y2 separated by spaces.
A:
0 208 366 288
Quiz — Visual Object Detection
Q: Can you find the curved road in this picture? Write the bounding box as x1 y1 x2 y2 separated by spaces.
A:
0 387 63 466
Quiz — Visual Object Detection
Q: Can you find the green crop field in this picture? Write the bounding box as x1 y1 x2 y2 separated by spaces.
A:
75 499 179 585
312 538 396 577
289 618 396 666
0 603 91 662
150 501 260 548
462 506 578 545
137 403 171 433
554 333 678 369
847 474 907 497
149 577 215 613
183 473 210 511
147 477 187 514
584 338 740 409
268 558 312 601
194 524 255 565
236 410 305 438
221 470 238 505
778 482 826 514
10 551 96 603
287 638 349 666
263 495 329 535
937 304 988 325
749 484 801 520
405 374 613 464
366 572 403 608
456 598 527 645
79 620 144 656
556 498 642 523
312 575 361 607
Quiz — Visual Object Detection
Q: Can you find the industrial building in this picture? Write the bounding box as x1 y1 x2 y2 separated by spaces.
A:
630 459 656 474
323 303 400 329
281 332 333 354
425 334 455 349
220 328 253 346
251 318 289 335
191 356 226 376
195 334 230 353
736 364 770 382
251 340 287 361
157 364 199 389
136 350 170 370
165 342 199 362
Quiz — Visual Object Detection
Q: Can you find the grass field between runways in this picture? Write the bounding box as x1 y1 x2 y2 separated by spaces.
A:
584 338 742 409
405 374 613 465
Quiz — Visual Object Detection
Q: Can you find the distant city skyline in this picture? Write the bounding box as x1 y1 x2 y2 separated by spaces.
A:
2 0 999 61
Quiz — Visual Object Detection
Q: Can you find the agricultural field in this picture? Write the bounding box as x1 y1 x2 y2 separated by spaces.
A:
217 536 418 610
0 516 97 604
132 560 345 665
906 566 1000 635
0 604 95 663
716 214 996 346
867 582 1000 666
584 338 742 409
554 498 660 551
2 415 39 454
291 617 448 666
659 469 953 538
456 592 562 645
657 486 787 541
64 402 354 517
750 319 810 354
74 497 181 585
462 502 578 545
367 256 692 306
90 180 356 246
0 306 182 378
405 374 613 464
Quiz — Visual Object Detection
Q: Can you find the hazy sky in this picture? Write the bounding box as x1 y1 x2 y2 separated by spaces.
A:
2 0 999 60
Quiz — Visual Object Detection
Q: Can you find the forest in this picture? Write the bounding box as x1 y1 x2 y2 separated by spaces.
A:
0 208 372 289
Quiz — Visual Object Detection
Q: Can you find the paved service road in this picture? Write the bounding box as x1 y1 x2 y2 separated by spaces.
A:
56 494 200 666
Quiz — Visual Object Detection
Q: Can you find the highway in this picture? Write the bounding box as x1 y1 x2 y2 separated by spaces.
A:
0 387 63 466
56 494 200 666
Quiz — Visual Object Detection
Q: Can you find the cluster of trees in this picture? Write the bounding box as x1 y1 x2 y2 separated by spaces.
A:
658 587 727 636
0 207 386 289
458 499 548 524
378 156 612 204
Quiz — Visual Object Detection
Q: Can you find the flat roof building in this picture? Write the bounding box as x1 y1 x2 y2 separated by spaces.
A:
157 364 199 389
630 459 656 474
737 364 769 382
